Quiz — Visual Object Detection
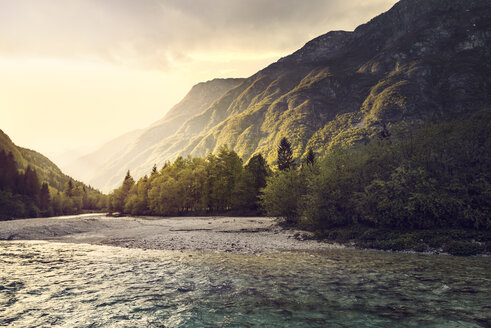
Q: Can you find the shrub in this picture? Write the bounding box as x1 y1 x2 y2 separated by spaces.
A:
443 241 485 256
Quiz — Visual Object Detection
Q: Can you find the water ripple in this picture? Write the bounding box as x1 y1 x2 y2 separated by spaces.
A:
0 241 489 327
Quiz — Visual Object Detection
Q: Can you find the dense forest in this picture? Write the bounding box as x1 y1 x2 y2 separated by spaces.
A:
0 150 106 219
4 107 488 250
110 110 490 236
0 129 107 220
108 146 270 216
262 110 490 231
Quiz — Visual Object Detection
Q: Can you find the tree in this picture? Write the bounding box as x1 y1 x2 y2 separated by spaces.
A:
260 169 304 225
39 182 50 212
209 146 243 212
277 137 295 171
151 164 158 177
24 166 40 202
378 123 391 139
234 153 271 213
122 170 135 191
246 154 270 191
111 170 135 213
0 151 17 191
65 179 74 197
305 148 315 167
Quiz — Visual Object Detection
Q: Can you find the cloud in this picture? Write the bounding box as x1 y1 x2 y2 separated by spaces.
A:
0 0 397 70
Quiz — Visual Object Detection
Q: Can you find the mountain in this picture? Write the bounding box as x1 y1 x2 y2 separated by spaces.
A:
86 0 491 192
0 129 74 192
0 129 104 194
63 128 144 183
85 78 244 192
0 129 105 218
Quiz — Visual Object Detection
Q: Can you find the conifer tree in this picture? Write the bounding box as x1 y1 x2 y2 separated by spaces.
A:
111 170 135 213
246 153 269 191
234 153 270 213
151 164 158 177
24 166 40 199
277 137 295 171
65 179 74 197
122 170 135 193
0 151 17 190
305 148 315 166
39 182 50 211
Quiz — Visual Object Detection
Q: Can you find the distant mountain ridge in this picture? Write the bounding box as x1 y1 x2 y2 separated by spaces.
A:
64 128 144 183
82 0 491 192
78 78 244 192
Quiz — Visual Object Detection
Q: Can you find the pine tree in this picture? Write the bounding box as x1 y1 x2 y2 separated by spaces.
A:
111 170 135 213
277 137 295 171
246 153 269 191
151 164 158 177
39 182 50 211
65 179 74 197
234 153 271 213
305 148 315 166
122 170 135 193
24 166 40 199
0 151 17 191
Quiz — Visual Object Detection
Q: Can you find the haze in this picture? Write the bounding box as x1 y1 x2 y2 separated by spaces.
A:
0 0 397 168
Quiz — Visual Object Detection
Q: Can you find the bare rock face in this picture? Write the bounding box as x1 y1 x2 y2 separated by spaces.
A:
278 31 354 64
87 0 491 191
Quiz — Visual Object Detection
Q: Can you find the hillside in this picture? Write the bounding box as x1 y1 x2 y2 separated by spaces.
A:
63 128 144 183
0 129 104 218
85 0 491 192
0 130 74 192
84 78 244 192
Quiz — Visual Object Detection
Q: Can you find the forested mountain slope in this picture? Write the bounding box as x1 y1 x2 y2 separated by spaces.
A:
86 78 244 192
0 130 104 218
1 130 75 192
64 128 144 183
88 0 491 192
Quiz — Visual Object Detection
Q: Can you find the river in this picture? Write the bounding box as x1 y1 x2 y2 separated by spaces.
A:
0 241 489 327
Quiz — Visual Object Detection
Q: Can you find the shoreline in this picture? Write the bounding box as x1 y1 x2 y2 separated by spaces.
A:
0 214 344 254
1 214 487 256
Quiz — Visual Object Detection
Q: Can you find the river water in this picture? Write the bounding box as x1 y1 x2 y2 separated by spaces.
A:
0 241 489 327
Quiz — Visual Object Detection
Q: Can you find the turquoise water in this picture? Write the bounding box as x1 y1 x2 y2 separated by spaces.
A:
0 241 489 327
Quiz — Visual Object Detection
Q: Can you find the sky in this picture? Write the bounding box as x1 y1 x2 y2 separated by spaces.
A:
0 0 398 167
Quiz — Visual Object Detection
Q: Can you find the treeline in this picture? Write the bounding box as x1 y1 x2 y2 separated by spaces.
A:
108 146 270 216
109 110 490 232
262 110 491 230
0 150 106 219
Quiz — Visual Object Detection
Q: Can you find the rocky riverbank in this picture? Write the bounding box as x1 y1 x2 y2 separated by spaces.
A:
0 214 343 254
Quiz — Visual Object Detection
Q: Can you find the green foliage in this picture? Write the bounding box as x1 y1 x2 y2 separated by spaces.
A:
314 226 488 255
443 241 485 256
233 154 270 213
277 137 295 171
0 129 106 219
302 147 369 229
110 148 270 217
210 146 244 211
304 148 315 167
260 169 305 225
110 170 135 213
262 110 491 233
39 183 50 211
0 150 107 219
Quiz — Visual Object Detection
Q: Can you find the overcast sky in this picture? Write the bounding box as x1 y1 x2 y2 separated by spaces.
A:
1 0 398 166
